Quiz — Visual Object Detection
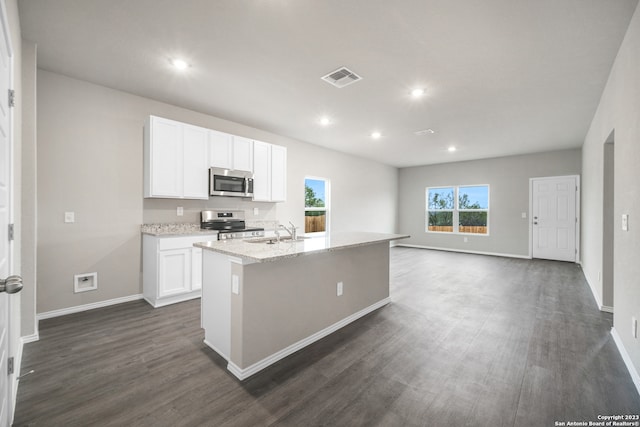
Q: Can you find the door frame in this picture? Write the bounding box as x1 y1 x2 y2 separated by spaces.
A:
0 0 16 425
528 175 581 262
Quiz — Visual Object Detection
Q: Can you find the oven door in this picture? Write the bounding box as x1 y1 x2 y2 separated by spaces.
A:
209 168 253 197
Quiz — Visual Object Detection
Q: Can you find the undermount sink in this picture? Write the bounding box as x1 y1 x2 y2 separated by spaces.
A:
245 236 310 244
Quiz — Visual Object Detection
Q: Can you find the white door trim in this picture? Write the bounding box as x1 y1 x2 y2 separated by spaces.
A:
529 175 580 262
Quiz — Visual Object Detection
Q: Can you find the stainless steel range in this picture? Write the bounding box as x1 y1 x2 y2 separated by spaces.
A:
200 210 265 240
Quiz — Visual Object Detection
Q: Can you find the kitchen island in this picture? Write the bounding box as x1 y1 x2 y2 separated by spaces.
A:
195 231 409 380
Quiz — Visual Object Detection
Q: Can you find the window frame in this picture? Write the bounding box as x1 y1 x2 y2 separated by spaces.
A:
426 184 490 236
304 176 330 235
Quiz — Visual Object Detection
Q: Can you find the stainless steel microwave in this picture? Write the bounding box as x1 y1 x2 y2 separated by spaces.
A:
209 167 254 198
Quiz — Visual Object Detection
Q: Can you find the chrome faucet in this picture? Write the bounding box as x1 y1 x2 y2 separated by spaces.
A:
279 221 297 240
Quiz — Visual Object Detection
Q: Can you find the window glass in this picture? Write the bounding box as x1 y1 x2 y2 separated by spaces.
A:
426 185 489 235
305 178 328 233
459 186 489 210
428 187 455 210
427 187 454 232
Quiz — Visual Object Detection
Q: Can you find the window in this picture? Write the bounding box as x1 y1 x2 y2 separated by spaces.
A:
426 185 489 235
305 177 329 234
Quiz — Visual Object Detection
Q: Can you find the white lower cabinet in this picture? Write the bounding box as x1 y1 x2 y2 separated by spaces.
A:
143 234 216 307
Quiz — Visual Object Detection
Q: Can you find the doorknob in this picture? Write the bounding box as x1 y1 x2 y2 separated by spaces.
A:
0 275 23 294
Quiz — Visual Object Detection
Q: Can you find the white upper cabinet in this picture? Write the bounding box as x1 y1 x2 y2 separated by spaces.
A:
145 116 182 197
252 140 271 202
209 129 233 169
209 131 254 172
270 144 287 202
144 115 284 201
232 136 254 172
253 140 287 202
144 116 209 199
183 124 210 198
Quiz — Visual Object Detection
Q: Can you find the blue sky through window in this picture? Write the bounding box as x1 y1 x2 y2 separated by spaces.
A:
305 178 325 203
459 186 489 209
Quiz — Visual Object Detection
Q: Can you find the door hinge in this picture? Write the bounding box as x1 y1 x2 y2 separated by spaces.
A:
8 89 15 108
8 224 13 241
8 356 13 375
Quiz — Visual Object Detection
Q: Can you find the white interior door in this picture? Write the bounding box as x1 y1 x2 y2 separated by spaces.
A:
531 176 578 262
0 2 13 425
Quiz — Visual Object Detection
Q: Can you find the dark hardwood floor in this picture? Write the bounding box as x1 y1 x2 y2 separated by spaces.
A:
14 248 640 426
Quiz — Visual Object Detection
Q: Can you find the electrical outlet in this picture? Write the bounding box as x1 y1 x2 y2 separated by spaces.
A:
231 275 239 295
622 214 629 231
337 281 343 296
463 237 468 243
254 207 259 216
177 207 184 216
64 212 75 223
633 317 638 339
521 212 527 219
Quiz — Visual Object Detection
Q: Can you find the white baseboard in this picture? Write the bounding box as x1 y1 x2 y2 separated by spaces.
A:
579 265 613 313
226 297 392 380
396 244 531 260
611 327 640 397
37 294 144 320
21 333 39 344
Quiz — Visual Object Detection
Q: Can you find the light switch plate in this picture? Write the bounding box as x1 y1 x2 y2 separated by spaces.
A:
64 212 75 223
337 281 343 296
177 207 184 216
622 214 629 231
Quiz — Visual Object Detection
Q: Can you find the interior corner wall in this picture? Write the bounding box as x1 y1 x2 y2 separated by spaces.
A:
36 70 398 314
397 149 582 257
581 2 640 378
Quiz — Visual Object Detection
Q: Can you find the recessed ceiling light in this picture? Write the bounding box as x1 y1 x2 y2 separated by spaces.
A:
371 131 382 139
448 146 457 152
171 58 189 70
319 116 331 126
410 88 425 98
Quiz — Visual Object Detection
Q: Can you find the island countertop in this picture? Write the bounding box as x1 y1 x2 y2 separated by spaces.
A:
194 231 409 263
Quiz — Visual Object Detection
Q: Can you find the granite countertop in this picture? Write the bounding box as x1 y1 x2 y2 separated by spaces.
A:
194 231 410 263
141 220 279 236
141 223 219 236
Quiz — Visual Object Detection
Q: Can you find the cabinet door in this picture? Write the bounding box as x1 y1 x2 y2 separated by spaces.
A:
149 117 182 197
232 136 254 172
209 130 233 169
271 144 287 202
158 248 191 297
252 140 271 201
191 247 203 291
183 124 210 199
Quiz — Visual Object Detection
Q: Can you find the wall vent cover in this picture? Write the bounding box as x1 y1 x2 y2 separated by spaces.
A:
321 67 362 88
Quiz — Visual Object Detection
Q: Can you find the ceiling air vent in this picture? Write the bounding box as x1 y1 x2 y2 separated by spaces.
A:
321 67 362 88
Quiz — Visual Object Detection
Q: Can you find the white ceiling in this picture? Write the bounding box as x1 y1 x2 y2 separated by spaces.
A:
18 0 639 167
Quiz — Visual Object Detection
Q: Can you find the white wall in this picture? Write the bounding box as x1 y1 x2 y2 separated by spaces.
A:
36 70 398 314
398 149 581 257
581 2 640 379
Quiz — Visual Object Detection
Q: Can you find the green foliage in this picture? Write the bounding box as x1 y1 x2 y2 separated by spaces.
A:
428 211 453 227
305 185 325 208
428 190 454 210
458 193 482 209
459 211 487 226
